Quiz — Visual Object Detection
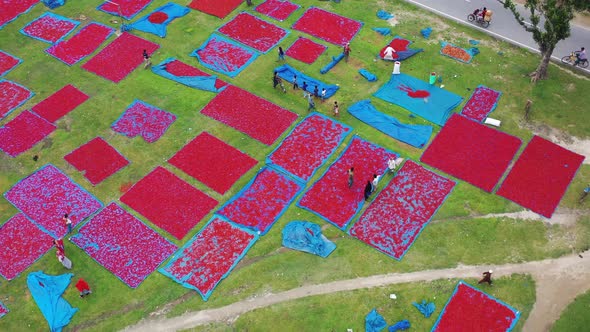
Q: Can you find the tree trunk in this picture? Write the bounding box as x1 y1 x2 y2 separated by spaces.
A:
531 46 554 83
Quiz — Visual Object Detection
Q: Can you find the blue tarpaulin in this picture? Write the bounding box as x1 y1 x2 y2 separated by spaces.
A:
377 10 395 20
413 300 436 318
42 0 64 9
320 53 345 74
152 57 223 93
389 320 411 331
27 272 78 332
359 69 377 82
348 100 432 148
275 64 339 98
421 27 432 39
374 73 463 126
282 221 336 258
366 309 388 332
124 3 189 38
373 27 391 36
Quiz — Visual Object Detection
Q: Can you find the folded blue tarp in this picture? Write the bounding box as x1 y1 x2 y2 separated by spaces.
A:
366 309 388 332
389 320 411 331
42 0 64 9
320 53 345 74
152 57 223 93
125 3 189 37
275 64 339 98
373 27 391 36
27 272 78 332
413 300 436 318
282 221 336 258
374 73 463 126
377 10 395 20
421 27 432 39
348 100 432 148
359 69 377 82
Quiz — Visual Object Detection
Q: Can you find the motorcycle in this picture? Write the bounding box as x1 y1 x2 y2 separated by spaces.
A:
468 9 491 28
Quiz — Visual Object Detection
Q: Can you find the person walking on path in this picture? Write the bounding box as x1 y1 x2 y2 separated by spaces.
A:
293 75 299 90
348 167 354 188
313 85 319 99
364 181 373 201
343 43 351 62
302 81 308 96
478 270 493 285
278 47 285 61
142 49 151 69
333 101 339 117
63 213 72 235
306 93 316 111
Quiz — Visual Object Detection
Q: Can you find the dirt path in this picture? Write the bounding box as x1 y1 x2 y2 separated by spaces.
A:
124 253 590 332
432 208 586 226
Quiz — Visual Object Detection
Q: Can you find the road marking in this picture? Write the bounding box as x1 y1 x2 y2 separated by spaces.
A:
402 0 590 74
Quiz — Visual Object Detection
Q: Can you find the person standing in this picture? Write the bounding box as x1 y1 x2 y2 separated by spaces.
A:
371 174 381 192
63 213 72 234
333 101 339 117
293 75 299 89
278 46 285 61
313 85 319 99
302 81 308 96
364 181 373 201
343 43 351 62
478 270 493 285
307 93 316 112
273 71 285 92
142 49 151 69
348 167 354 188
321 88 327 102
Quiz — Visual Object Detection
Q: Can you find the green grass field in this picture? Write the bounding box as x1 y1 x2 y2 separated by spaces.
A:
0 0 589 331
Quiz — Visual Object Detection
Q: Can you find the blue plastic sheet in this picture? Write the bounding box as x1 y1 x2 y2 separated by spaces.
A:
27 272 78 332
274 64 339 98
374 73 463 126
413 300 436 318
320 53 344 74
152 57 223 93
359 69 377 82
42 0 64 9
389 320 411 331
125 3 189 38
348 100 432 148
377 10 395 20
373 27 391 36
282 221 336 258
421 27 432 39
440 41 480 63
366 309 388 332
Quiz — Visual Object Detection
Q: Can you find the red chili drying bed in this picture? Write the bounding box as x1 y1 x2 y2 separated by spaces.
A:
285 37 327 64
31 84 89 122
169 132 257 194
218 12 288 53
120 166 218 240
292 7 362 46
64 137 129 185
82 32 159 83
420 114 521 192
497 136 584 218
0 213 53 280
0 111 56 157
200 85 298 145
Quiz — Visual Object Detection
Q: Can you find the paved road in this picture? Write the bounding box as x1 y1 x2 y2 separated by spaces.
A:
403 0 590 73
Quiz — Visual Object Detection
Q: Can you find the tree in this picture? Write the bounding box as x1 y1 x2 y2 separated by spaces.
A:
502 0 590 82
